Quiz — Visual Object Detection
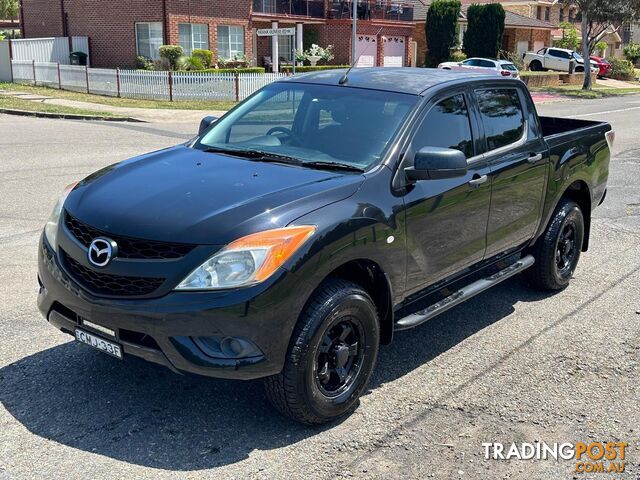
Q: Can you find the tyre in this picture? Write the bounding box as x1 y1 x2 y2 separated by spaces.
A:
525 199 584 291
530 60 542 71
264 279 380 424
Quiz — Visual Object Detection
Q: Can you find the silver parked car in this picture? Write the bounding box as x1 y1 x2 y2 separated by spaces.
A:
437 57 520 78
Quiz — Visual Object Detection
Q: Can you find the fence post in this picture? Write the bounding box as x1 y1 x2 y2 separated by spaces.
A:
116 67 121 98
234 73 240 102
57 63 61 89
168 70 173 101
32 60 36 85
85 65 90 93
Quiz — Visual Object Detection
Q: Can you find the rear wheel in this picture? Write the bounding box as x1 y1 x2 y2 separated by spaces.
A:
525 199 584 291
530 60 543 71
264 279 379 424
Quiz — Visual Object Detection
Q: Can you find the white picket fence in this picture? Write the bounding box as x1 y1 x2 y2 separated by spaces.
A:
10 60 288 101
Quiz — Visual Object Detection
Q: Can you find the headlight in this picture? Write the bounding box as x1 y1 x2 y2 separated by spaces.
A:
175 225 316 290
44 182 77 248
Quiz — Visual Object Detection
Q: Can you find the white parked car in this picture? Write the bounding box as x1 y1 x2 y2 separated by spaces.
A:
523 47 599 74
437 57 520 78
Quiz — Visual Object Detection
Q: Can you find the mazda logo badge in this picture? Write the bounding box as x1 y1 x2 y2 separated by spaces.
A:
87 237 117 267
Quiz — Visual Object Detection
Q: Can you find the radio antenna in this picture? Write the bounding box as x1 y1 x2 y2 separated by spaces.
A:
339 26 384 85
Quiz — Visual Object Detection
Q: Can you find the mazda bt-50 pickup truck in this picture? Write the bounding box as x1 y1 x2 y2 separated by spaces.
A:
38 68 613 424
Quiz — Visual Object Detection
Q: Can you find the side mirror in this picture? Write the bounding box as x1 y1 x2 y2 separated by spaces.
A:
198 116 219 136
404 147 468 182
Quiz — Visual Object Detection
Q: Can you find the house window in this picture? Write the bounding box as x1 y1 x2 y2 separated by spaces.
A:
545 7 550 21
568 9 574 22
217 25 245 59
278 34 293 62
536 6 542 19
135 22 163 59
179 23 209 55
559 8 565 22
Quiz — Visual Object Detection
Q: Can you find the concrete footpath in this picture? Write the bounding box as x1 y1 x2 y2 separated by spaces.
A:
0 90 226 123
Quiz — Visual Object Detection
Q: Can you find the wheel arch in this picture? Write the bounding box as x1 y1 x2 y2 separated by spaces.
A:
325 259 394 345
560 180 592 251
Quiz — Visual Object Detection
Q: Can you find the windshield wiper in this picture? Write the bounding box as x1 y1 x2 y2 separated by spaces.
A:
302 161 364 172
202 147 363 172
203 147 301 163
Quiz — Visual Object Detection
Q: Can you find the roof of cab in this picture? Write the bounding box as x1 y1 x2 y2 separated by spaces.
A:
277 67 493 95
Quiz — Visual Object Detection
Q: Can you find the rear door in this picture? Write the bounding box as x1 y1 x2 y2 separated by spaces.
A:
473 86 548 258
401 90 492 294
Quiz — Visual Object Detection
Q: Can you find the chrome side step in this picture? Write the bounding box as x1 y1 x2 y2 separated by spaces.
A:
395 255 535 331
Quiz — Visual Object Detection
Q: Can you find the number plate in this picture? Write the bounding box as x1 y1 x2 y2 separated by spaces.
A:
75 328 123 359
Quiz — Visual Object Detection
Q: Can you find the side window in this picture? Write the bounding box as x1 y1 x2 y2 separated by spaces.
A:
412 94 474 159
476 89 525 151
478 60 495 68
548 49 559 58
463 59 477 66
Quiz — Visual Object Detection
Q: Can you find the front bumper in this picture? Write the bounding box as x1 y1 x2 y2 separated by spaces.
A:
37 235 312 380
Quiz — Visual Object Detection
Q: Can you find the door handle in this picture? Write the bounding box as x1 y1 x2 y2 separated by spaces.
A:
468 174 488 188
528 153 543 163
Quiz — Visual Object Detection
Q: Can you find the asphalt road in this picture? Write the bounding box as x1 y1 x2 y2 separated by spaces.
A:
1 96 639 480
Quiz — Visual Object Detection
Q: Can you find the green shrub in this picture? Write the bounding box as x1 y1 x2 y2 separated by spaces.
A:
281 65 349 73
448 51 467 62
623 43 640 65
173 67 266 74
553 22 580 51
609 58 636 80
192 49 214 68
159 45 183 70
135 55 154 70
425 0 462 67
499 50 524 70
463 3 505 58
178 55 204 71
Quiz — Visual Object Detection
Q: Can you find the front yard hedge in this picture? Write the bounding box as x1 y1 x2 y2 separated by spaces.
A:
281 65 349 73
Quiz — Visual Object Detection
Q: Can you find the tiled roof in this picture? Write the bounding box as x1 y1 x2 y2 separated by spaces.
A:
411 1 556 30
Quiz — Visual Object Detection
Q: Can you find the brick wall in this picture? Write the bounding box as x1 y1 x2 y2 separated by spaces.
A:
166 0 253 64
21 0 414 69
63 0 163 68
22 0 64 38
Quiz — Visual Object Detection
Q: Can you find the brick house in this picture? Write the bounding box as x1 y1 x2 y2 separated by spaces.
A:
19 0 418 69
411 0 555 66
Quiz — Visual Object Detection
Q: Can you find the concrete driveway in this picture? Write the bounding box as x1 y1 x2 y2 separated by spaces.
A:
0 96 639 479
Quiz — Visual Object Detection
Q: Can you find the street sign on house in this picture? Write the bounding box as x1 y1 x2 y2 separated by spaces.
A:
256 27 296 37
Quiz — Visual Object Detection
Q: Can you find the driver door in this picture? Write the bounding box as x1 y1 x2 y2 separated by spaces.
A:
401 90 492 295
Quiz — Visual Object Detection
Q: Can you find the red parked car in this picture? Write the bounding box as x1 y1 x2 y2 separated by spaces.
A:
590 56 613 77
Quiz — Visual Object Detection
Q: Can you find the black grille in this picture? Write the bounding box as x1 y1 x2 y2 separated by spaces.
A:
61 250 165 297
64 211 195 260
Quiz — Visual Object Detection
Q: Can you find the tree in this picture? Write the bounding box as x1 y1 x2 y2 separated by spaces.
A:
554 22 580 51
425 0 461 67
623 43 640 65
463 3 505 59
563 0 640 90
0 0 18 19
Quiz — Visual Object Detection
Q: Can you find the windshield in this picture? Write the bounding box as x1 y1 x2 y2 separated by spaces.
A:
572 52 584 61
194 82 418 170
502 63 518 71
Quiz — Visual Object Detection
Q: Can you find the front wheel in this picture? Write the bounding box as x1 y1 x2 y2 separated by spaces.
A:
264 279 379 424
525 199 584 291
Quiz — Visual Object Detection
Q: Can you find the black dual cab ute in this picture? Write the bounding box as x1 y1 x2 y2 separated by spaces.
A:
38 68 613 424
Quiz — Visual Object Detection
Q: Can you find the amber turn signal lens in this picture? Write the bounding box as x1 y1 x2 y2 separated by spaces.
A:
226 225 316 281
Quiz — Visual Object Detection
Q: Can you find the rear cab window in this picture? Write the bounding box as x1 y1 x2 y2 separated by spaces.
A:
475 88 526 151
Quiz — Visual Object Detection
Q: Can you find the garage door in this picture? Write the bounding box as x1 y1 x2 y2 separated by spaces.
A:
355 35 377 67
517 40 529 56
383 36 404 67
